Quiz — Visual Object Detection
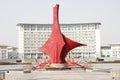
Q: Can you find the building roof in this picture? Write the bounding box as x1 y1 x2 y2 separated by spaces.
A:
17 22 101 26
0 44 17 49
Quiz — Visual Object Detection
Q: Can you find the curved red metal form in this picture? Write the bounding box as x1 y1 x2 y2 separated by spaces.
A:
39 4 86 64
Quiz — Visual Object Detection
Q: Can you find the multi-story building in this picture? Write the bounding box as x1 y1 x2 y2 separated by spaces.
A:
101 43 120 61
110 43 120 58
17 23 101 61
101 46 111 57
0 45 18 60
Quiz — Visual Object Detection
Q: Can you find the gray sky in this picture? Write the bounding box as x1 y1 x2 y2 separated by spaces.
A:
0 0 120 47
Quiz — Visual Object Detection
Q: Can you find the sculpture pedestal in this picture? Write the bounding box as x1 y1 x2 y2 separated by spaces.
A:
50 63 67 68
46 63 71 70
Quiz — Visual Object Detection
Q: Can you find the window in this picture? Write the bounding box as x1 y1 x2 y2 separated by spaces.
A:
31 53 36 59
24 25 29 31
31 26 36 31
24 54 30 59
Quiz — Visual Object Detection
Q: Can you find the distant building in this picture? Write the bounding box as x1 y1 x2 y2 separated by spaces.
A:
110 43 120 58
17 23 101 61
0 45 18 60
101 46 111 57
101 43 120 59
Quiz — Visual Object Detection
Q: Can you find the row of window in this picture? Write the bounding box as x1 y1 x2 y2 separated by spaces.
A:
24 31 96 39
24 52 96 59
24 31 95 34
24 53 43 59
23 46 96 53
22 24 99 31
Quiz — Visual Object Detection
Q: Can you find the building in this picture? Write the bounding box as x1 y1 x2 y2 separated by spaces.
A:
101 46 111 57
0 45 18 60
101 44 120 58
110 43 120 58
17 23 101 61
101 43 120 61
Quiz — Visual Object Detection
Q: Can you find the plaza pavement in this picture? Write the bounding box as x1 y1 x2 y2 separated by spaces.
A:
5 70 112 80
1 63 120 80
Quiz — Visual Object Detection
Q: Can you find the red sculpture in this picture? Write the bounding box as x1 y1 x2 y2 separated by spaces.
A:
39 4 86 64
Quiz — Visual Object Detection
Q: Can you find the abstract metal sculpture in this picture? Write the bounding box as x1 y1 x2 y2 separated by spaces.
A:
39 4 86 66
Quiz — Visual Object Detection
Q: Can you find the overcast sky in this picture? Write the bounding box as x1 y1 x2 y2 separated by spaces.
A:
0 0 120 47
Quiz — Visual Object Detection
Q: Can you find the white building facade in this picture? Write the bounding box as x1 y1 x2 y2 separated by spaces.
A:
17 23 101 61
0 45 18 60
101 46 111 57
110 44 120 58
101 44 120 61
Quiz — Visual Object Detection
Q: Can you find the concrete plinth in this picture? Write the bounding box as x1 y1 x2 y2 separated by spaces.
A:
45 63 71 70
50 63 67 68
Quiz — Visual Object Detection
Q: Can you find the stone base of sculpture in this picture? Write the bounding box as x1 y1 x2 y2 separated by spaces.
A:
50 63 67 68
46 63 71 70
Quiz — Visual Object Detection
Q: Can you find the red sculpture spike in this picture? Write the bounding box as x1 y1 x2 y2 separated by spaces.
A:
39 4 65 63
39 4 86 64
60 35 86 63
